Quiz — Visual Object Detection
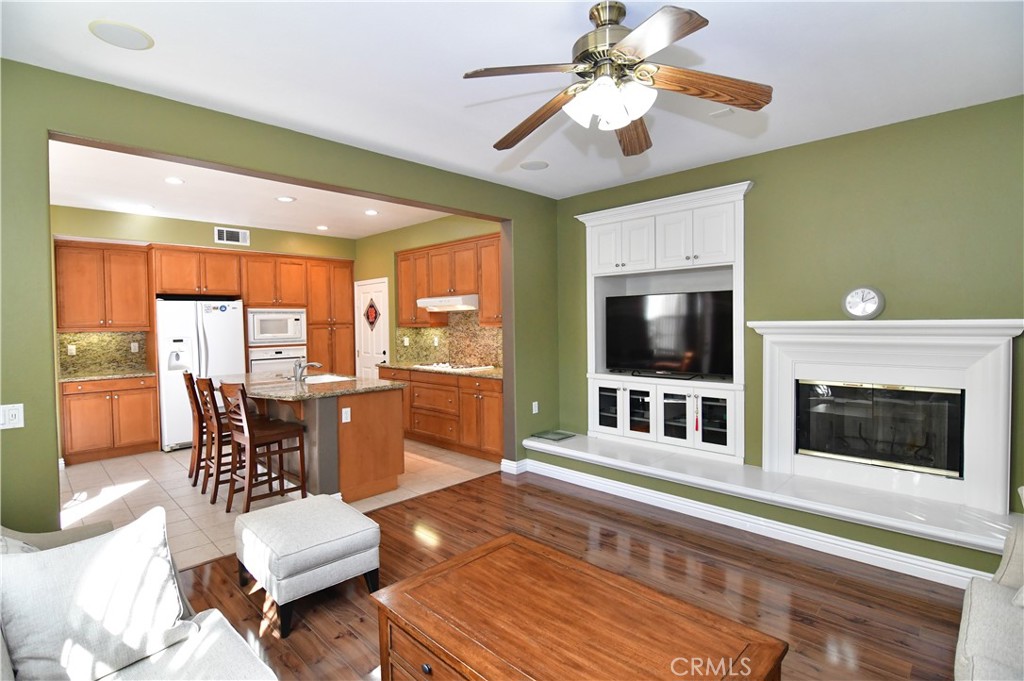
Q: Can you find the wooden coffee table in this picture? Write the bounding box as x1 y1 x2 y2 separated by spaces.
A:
372 533 787 680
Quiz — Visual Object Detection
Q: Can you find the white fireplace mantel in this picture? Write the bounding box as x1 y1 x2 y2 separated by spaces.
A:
748 319 1023 515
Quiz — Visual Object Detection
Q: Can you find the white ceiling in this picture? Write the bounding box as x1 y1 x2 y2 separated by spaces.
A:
4 1 1023 232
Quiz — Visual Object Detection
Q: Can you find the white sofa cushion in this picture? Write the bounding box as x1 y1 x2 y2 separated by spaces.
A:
0 508 195 680
955 577 1024 680
0 536 39 554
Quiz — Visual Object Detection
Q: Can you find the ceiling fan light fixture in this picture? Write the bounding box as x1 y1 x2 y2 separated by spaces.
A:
620 78 657 120
563 87 596 128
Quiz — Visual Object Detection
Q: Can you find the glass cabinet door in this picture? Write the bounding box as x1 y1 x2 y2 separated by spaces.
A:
597 385 620 431
696 391 734 455
658 389 690 444
626 387 654 439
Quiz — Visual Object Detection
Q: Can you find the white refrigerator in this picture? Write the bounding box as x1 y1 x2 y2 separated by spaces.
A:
156 299 245 451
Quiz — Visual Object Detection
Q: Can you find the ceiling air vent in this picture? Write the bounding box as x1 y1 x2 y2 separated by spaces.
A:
214 227 250 246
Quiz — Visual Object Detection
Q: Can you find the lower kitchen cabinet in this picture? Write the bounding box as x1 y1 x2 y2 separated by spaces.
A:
61 377 159 464
378 367 412 430
458 376 503 458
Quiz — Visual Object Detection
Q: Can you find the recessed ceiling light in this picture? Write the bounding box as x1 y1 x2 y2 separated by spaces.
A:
164 176 184 185
88 20 155 51
316 225 329 231
519 160 549 171
276 196 296 203
364 209 379 216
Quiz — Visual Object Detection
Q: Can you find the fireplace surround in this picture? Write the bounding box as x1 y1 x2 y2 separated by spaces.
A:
749 320 1022 514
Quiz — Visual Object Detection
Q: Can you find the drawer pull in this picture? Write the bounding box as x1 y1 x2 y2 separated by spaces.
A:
421 664 432 675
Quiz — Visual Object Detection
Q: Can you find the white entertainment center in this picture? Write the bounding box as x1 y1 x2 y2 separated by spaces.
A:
578 181 751 464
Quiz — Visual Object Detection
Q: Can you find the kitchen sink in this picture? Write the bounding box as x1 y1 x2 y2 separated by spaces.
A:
302 374 354 384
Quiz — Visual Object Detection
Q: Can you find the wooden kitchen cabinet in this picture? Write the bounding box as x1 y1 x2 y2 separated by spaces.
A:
427 242 477 296
458 376 503 459
378 367 412 431
396 252 445 327
153 247 241 296
56 242 150 331
61 377 159 464
242 256 307 306
477 236 502 326
398 369 502 461
307 260 355 374
308 323 355 375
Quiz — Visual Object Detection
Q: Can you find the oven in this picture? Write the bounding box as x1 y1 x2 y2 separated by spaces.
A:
248 346 307 376
247 308 307 346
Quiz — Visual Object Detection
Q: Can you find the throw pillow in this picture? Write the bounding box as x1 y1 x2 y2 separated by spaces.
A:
0 507 195 680
0 535 40 554
1014 586 1023 608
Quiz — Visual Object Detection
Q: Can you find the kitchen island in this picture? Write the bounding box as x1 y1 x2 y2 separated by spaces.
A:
218 372 406 502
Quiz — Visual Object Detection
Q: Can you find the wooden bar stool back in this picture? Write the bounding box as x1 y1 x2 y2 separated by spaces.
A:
182 372 205 487
195 377 236 504
220 382 308 514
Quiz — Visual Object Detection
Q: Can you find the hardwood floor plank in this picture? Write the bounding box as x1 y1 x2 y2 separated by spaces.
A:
180 472 964 680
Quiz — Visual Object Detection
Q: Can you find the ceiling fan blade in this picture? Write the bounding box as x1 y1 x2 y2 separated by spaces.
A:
465 63 590 78
611 7 709 64
494 87 577 151
645 64 773 111
615 118 653 157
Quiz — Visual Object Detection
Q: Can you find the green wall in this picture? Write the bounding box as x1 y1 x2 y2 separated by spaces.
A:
555 97 1024 569
50 206 357 259
1 60 559 531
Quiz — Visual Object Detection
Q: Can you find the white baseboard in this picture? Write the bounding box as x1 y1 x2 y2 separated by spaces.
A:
502 457 989 588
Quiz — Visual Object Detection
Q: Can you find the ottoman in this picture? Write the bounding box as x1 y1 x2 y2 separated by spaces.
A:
234 495 380 637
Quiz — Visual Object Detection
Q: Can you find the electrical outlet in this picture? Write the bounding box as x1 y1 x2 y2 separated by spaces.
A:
341 407 351 423
1 404 25 429
532 401 539 414
67 344 76 356
130 342 139 353
433 336 439 347
403 336 409 347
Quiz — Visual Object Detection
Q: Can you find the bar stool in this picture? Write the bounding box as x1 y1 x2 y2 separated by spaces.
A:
194 378 238 504
182 372 205 487
220 382 308 514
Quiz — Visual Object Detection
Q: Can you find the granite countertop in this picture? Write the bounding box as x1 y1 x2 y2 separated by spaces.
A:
59 371 157 383
381 363 504 380
217 371 406 402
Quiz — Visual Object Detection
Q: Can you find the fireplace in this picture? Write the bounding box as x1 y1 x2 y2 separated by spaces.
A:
748 319 1022 514
795 380 964 478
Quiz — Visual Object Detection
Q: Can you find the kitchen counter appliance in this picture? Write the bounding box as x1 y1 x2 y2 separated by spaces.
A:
247 308 306 346
249 346 307 376
156 298 245 451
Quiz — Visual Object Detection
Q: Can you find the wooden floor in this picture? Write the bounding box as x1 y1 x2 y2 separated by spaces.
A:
179 472 964 680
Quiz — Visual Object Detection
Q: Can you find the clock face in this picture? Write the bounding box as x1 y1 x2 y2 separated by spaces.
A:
843 287 884 319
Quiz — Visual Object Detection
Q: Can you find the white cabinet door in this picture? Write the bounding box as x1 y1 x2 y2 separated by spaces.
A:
691 204 735 266
590 224 622 275
622 382 657 441
656 386 692 446
694 388 734 456
590 381 624 435
619 217 656 272
655 211 694 269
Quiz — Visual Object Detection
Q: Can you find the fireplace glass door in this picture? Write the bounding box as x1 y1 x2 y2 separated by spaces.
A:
795 381 964 478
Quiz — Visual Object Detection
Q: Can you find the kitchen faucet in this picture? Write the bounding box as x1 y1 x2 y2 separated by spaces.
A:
294 360 323 382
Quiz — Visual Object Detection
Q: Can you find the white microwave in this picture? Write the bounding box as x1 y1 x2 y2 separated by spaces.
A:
247 308 306 346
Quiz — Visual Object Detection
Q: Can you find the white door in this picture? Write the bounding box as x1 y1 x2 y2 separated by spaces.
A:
355 278 390 380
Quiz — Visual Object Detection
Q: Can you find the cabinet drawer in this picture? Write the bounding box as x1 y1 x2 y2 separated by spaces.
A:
410 410 459 442
389 624 463 681
456 376 502 393
379 367 411 381
410 384 458 415
409 370 459 387
62 376 157 395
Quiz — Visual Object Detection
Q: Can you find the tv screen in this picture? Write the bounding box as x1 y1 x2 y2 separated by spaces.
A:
605 291 733 378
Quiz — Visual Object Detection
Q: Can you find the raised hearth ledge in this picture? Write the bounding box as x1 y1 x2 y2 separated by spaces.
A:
520 435 1019 554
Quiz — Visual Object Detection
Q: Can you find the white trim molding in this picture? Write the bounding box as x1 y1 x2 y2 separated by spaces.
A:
749 319 1024 514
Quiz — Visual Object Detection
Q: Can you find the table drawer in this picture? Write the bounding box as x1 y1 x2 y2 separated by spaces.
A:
379 367 411 381
389 624 463 681
409 370 459 387
410 384 458 415
456 376 501 393
411 410 459 443
62 376 157 394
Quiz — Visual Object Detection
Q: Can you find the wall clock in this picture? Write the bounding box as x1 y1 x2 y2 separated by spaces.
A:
843 286 885 320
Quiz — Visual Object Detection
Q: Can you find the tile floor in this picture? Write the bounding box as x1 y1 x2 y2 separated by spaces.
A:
60 440 499 570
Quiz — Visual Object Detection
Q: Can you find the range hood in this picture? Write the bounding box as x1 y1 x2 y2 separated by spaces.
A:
416 294 479 311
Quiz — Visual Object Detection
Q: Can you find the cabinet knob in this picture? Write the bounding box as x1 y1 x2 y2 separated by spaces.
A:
693 254 700 260
447 399 452 403
105 395 111 400
203 287 208 291
614 263 620 268
77 385 82 390
685 255 691 260
421 663 432 675
99 320 105 325
620 262 626 267
108 320 113 325
113 395 119 399
195 287 200 292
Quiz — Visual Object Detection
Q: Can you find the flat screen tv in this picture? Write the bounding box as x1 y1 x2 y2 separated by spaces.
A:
605 291 733 379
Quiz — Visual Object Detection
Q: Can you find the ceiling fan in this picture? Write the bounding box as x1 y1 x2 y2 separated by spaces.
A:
465 1 773 157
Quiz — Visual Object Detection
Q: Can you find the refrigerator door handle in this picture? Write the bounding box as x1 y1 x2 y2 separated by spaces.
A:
195 304 206 376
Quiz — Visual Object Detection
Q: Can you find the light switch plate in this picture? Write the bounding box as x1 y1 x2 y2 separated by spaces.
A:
67 344 76 356
341 407 351 423
1 404 25 429
131 342 139 353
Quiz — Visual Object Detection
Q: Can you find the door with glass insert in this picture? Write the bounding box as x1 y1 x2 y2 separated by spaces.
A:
590 381 624 435
695 389 734 456
657 387 691 445
624 385 655 441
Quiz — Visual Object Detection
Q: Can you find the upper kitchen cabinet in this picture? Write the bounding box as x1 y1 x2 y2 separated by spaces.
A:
242 256 307 307
152 246 241 296
477 236 502 327
396 251 445 328
307 260 354 325
55 242 150 331
428 242 478 296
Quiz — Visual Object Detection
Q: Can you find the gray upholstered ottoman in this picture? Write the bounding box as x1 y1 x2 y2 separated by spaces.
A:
234 494 380 637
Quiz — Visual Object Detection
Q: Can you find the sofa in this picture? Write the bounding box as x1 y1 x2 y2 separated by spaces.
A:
1 508 276 680
954 487 1024 680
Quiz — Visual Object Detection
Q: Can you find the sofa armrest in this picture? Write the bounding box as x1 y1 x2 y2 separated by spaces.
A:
1 521 114 550
992 521 1023 590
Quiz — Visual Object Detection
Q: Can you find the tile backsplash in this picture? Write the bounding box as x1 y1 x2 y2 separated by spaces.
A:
58 332 149 378
392 311 502 367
